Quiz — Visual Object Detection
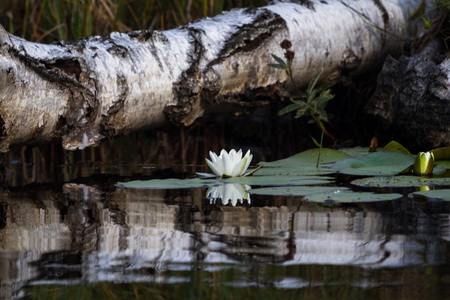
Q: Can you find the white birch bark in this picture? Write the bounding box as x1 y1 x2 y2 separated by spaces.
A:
0 0 434 151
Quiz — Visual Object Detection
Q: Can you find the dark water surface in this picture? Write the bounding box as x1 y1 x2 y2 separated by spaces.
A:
1 125 450 299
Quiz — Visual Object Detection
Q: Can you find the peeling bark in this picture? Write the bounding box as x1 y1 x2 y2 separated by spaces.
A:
0 0 434 151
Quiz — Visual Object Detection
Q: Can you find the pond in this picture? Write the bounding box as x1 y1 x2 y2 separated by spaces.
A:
0 122 450 300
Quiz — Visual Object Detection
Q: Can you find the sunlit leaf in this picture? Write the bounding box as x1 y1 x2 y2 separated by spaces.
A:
431 147 450 161
382 140 412 155
332 151 415 176
351 176 450 188
409 189 450 201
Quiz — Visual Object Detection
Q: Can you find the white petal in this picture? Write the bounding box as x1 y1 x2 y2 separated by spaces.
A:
206 158 223 176
222 151 235 176
219 149 228 158
209 151 219 163
231 156 248 176
243 153 252 174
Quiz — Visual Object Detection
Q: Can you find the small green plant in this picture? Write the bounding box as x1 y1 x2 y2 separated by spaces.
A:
269 39 336 152
311 130 325 168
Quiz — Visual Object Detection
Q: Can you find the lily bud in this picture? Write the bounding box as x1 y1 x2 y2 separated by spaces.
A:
413 152 434 176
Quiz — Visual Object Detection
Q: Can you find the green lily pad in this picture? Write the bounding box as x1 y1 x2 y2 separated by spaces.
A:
409 189 450 201
338 147 373 157
435 160 450 169
261 148 351 167
117 178 219 189
304 191 403 203
351 176 450 188
249 186 349 196
332 151 415 176
256 165 335 176
224 175 332 186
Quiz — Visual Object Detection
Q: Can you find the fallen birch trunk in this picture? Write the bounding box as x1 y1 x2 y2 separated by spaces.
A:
0 0 434 151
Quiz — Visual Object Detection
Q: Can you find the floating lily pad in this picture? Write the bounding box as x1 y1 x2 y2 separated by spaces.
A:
117 178 220 189
224 175 332 186
435 160 450 169
351 176 450 188
338 147 373 158
304 191 403 203
249 186 349 196
256 165 335 176
409 189 450 201
332 151 414 176
261 148 351 167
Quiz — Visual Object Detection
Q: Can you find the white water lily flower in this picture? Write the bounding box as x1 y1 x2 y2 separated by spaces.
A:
207 183 251 206
206 149 253 177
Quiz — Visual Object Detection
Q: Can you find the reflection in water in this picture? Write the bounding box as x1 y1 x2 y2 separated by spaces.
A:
0 184 449 299
207 183 251 206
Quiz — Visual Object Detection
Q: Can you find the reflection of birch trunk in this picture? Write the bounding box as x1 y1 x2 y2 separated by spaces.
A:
0 0 434 151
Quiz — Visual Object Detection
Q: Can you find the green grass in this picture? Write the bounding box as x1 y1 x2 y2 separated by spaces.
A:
0 0 267 42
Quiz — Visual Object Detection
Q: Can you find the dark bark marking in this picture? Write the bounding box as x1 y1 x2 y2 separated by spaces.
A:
108 73 128 115
339 47 362 73
165 7 287 126
133 30 172 74
10 47 85 88
0 113 5 141
373 0 389 49
210 8 286 66
165 28 205 126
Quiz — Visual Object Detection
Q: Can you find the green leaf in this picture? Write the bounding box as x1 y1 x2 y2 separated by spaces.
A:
262 148 352 167
431 147 450 161
307 88 319 103
332 151 415 176
249 186 349 196
318 81 335 91
382 141 412 155
339 147 372 157
351 176 450 188
224 175 332 186
311 136 321 148
271 54 287 68
304 191 402 203
314 92 334 105
268 63 286 69
278 103 302 116
295 104 310 118
307 70 323 94
410 189 450 201
256 165 335 176
117 178 219 189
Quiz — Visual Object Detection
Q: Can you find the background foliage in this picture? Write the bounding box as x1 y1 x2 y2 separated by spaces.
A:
0 0 267 42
